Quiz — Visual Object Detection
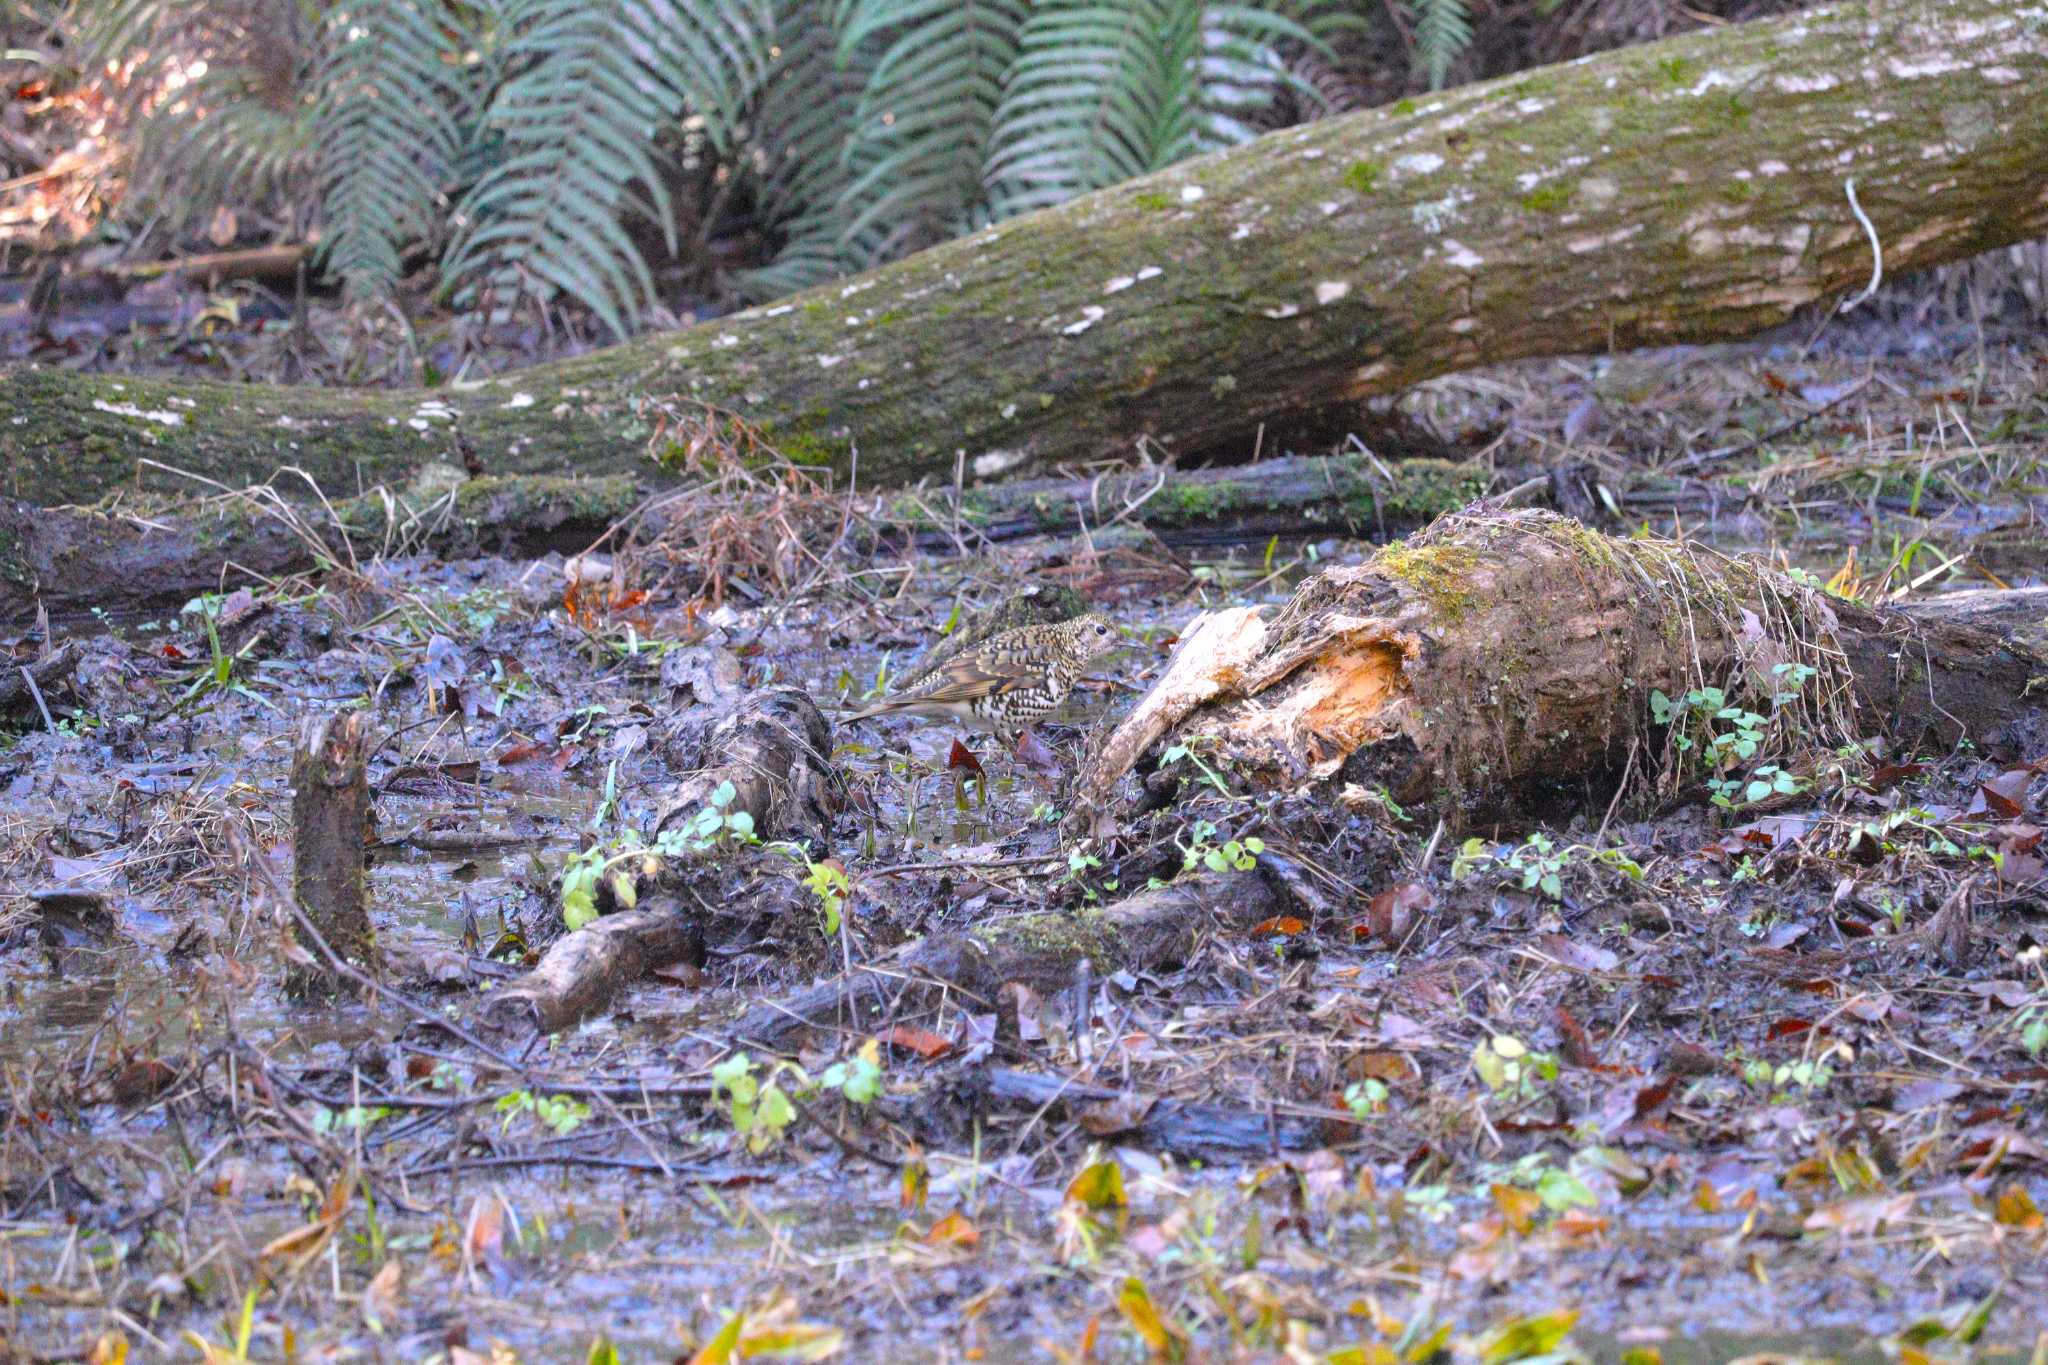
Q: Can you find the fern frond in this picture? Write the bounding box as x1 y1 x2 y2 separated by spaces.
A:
1408 0 1474 90
314 0 468 301
987 0 1320 217
445 0 774 335
75 0 319 230
833 0 1028 251
735 0 874 298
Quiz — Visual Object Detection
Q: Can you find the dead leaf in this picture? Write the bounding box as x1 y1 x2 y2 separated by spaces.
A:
1866 761 1927 791
947 738 985 777
1804 1192 1916 1237
1350 1051 1413 1084
1491 1183 1542 1235
923 1211 980 1249
884 1025 954 1061
1974 769 2032 819
360 1259 403 1335
1250 916 1306 937
999 981 1045 1043
1115 1277 1186 1360
1013 728 1060 773
49 848 127 888
1536 933 1618 973
1065 1158 1128 1211
1993 1183 2043 1229
1361 880 1432 945
462 1192 505 1285
1554 1006 1601 1069
1892 1078 1964 1111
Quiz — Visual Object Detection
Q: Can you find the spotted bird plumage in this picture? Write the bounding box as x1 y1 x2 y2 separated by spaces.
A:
842 614 1119 743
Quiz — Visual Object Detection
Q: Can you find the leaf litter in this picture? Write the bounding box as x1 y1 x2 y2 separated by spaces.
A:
0 328 2044 1362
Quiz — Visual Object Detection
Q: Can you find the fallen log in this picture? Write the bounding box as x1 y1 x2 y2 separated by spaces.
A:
2 0 2042 505
0 453 1500 620
477 899 703 1035
0 473 640 619
894 455 1492 551
728 870 1277 1052
1898 586 2048 653
480 689 839 1034
1075 510 2046 832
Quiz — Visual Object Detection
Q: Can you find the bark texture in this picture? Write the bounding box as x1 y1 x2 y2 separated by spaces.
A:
289 709 375 994
895 455 1492 550
1076 510 2046 830
2 0 2042 506
479 899 703 1035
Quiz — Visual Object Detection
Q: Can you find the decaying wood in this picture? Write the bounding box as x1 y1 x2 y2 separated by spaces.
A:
482 689 840 1034
1077 510 2046 830
651 687 840 848
2 0 2041 506
1898 586 2048 653
289 709 375 995
0 641 79 716
0 452 1500 620
479 900 703 1035
729 870 1278 1052
0 475 641 619
110 243 310 287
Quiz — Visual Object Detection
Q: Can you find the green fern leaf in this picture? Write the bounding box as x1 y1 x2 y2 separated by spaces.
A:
833 0 1028 251
445 0 774 335
987 0 1321 216
76 0 320 230
1409 0 1473 90
314 0 468 300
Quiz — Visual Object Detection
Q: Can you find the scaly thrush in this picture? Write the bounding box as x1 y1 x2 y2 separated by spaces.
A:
842 614 1119 744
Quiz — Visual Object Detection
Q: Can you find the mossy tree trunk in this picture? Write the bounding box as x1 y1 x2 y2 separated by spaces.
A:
3 0 2043 507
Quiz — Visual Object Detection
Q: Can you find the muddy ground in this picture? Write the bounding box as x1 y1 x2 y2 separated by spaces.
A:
1 313 2046 1364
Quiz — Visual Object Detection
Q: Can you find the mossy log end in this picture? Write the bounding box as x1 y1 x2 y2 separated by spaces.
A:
1076 510 2046 829
3 0 2043 507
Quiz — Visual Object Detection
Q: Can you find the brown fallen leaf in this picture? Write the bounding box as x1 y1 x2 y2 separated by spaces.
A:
1250 915 1306 937
924 1210 980 1249
884 1025 955 1060
360 1259 403 1335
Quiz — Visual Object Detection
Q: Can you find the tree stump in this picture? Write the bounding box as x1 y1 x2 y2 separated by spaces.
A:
288 709 376 995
